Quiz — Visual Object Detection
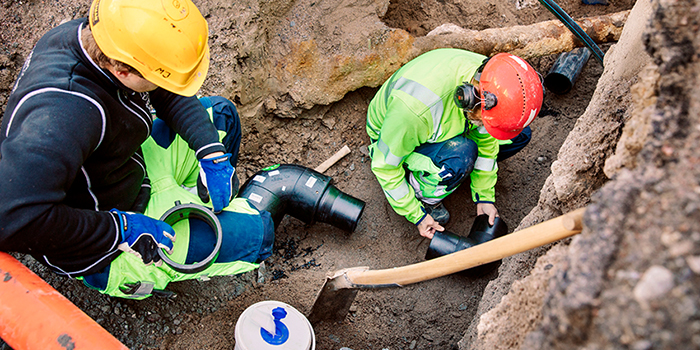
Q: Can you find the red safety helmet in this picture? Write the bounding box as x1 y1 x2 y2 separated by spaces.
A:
479 53 543 140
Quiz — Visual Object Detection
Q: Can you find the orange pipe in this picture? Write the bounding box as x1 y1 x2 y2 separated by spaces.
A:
0 252 129 350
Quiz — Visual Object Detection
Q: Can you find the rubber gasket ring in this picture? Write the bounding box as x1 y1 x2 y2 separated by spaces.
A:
158 202 222 274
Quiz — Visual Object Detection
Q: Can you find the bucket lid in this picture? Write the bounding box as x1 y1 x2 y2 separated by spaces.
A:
235 301 315 350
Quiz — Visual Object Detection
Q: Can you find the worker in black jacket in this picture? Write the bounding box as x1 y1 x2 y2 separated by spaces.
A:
0 0 274 299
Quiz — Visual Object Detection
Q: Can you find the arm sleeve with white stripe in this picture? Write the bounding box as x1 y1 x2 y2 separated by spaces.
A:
0 92 121 261
369 99 430 224
466 126 499 202
149 89 225 159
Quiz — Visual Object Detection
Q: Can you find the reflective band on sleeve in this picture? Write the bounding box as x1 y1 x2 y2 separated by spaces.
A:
434 185 447 197
474 157 497 171
377 139 404 166
385 179 410 201
130 282 155 297
393 77 444 142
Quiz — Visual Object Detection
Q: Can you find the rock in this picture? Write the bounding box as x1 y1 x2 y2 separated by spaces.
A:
633 265 674 303
257 261 267 284
359 145 370 156
686 256 700 274
322 117 336 130
631 339 652 350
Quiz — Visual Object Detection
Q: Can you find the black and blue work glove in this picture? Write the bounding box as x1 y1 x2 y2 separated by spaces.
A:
197 153 237 213
110 209 176 265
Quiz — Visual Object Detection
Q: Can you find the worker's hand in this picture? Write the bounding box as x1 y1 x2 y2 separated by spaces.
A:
476 202 499 225
198 152 238 213
111 209 176 265
416 214 444 239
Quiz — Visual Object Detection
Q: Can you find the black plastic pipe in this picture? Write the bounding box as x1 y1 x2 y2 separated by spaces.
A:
537 0 605 66
425 214 508 276
544 47 592 95
238 164 365 232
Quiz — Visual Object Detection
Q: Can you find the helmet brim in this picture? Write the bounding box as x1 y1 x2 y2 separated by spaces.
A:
147 45 210 97
483 122 522 140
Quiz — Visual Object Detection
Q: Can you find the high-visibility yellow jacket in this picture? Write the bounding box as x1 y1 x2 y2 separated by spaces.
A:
366 48 499 224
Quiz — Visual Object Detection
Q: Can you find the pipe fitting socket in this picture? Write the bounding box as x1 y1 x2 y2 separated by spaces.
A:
238 164 365 232
426 214 508 275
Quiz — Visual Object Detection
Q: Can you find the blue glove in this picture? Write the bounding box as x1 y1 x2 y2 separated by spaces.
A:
198 153 237 213
111 209 176 265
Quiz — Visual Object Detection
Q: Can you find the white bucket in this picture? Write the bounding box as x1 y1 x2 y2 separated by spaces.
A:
234 300 316 350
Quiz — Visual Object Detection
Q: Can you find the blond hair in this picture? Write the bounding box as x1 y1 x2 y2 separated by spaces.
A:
81 26 142 77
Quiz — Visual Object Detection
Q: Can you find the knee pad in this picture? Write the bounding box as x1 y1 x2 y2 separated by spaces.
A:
414 136 478 191
186 209 274 264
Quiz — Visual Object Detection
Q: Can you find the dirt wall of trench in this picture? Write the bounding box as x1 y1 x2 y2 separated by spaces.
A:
460 0 700 348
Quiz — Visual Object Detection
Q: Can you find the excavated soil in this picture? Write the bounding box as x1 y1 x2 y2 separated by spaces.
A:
6 0 693 349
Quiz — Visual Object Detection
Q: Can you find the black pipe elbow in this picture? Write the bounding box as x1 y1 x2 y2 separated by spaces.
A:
238 164 365 232
425 214 509 276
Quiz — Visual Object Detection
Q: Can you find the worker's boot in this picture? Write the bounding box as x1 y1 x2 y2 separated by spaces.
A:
424 201 450 226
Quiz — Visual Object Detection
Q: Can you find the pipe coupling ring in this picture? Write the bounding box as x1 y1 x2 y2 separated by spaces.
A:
158 202 222 274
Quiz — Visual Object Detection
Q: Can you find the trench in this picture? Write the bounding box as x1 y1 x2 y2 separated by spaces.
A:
221 52 605 349
0 0 635 348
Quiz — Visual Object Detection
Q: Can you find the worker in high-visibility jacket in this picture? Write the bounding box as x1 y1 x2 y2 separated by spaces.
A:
366 48 544 238
0 0 274 299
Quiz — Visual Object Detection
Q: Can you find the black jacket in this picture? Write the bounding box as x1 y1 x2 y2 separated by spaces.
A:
0 19 225 276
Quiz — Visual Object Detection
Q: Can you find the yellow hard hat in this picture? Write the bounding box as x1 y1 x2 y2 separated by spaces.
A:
89 0 210 96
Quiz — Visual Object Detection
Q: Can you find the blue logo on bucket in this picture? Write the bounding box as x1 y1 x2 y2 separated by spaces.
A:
261 307 289 345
